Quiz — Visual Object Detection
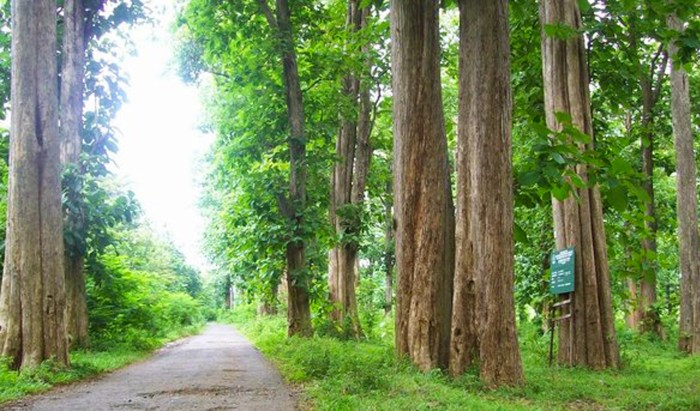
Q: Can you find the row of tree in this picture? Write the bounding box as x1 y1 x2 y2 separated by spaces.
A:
179 0 700 387
0 0 187 370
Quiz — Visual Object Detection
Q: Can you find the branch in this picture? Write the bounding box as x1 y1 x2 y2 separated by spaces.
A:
301 77 323 94
648 43 664 81
651 51 669 105
257 0 278 31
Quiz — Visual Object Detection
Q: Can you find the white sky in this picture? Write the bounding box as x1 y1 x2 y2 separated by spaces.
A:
112 1 214 271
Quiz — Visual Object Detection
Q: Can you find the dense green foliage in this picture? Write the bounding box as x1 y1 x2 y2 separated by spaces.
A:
226 305 700 410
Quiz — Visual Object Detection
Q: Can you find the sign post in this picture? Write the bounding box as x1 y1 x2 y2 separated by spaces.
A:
548 247 575 366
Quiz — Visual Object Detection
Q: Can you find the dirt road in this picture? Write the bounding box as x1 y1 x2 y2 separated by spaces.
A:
4 324 296 411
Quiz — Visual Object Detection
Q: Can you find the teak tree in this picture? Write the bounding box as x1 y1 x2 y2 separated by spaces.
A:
60 0 89 349
0 0 69 369
391 0 454 371
328 0 372 338
540 0 619 369
450 0 523 387
668 13 700 355
257 0 312 337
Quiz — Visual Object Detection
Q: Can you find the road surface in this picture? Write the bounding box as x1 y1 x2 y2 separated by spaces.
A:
4 324 296 411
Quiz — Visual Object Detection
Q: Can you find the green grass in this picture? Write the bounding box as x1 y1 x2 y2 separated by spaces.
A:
223 307 700 411
0 324 203 405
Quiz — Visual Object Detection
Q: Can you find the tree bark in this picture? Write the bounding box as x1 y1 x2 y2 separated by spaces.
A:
450 0 523 387
668 14 700 354
274 0 312 337
0 0 69 369
60 0 90 349
328 1 372 339
391 0 454 371
540 0 619 369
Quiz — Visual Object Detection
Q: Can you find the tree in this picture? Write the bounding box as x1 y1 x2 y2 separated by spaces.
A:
668 12 700 354
0 0 69 369
328 0 373 338
391 0 454 371
257 0 312 337
61 0 89 348
60 0 147 349
540 0 619 369
449 0 523 386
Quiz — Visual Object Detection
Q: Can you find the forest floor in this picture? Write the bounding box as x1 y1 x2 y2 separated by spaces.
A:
2 324 296 410
223 306 700 411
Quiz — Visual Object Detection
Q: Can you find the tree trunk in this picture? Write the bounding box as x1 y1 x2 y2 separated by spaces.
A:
624 19 667 335
0 0 69 369
668 14 700 354
637 83 662 334
391 0 454 371
450 0 523 387
540 0 619 369
60 0 90 349
273 0 312 337
328 1 372 338
383 182 394 315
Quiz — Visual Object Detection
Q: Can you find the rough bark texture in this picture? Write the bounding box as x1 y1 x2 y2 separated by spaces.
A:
668 14 700 355
276 0 312 337
540 0 619 369
0 0 69 369
60 0 90 349
328 1 372 338
450 0 523 387
391 0 454 371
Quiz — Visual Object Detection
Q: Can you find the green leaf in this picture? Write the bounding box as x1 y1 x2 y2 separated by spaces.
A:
607 186 628 212
514 223 529 244
552 185 570 201
554 111 572 124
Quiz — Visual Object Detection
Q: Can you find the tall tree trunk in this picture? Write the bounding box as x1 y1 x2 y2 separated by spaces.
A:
60 0 90 349
668 14 700 355
257 0 311 337
328 1 372 338
625 21 667 335
383 181 394 315
391 0 454 371
450 0 523 387
0 0 69 369
636 79 663 335
277 0 312 337
540 0 619 369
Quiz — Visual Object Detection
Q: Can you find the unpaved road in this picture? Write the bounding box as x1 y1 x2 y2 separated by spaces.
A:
4 324 296 411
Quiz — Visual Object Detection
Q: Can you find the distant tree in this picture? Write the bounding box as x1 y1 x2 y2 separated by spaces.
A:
328 0 373 338
391 0 454 371
540 0 619 369
0 0 69 369
668 12 700 355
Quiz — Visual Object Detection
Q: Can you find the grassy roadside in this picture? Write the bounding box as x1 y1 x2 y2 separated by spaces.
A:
0 324 203 404
223 306 700 411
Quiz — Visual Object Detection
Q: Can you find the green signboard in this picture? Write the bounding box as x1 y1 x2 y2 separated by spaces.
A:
550 247 575 294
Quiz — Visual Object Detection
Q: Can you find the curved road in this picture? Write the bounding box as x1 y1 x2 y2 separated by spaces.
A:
4 324 296 411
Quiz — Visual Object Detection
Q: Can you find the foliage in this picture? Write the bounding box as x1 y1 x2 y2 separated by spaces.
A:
226 306 700 410
87 223 205 351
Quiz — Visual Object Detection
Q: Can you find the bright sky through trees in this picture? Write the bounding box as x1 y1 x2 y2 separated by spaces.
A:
113 1 213 270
